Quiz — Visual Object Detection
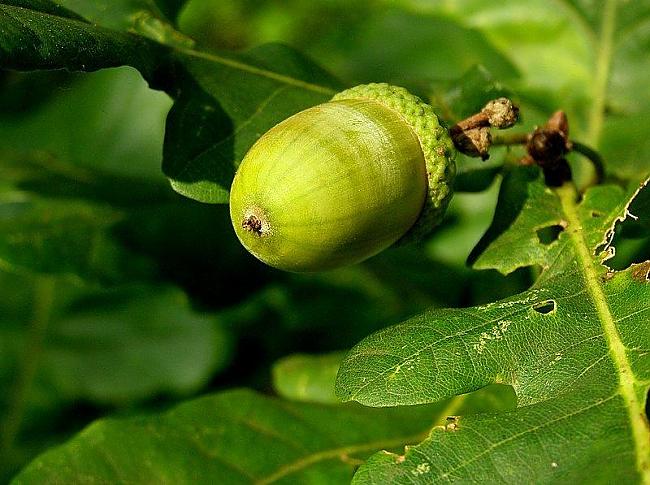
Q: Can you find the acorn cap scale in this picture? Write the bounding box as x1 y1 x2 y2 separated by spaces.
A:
229 83 456 272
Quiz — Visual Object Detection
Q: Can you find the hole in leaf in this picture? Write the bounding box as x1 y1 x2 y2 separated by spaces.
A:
533 300 556 314
603 181 650 270
536 225 564 245
591 211 603 218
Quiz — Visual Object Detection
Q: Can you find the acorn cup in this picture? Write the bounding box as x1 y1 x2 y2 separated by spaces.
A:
229 83 456 272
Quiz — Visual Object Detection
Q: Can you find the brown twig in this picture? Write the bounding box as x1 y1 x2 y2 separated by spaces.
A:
492 112 604 186
450 103 605 187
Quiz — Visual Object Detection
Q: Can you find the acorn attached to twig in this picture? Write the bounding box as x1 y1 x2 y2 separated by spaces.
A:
229 83 456 272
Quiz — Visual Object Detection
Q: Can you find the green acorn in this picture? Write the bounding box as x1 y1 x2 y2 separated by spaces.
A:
229 83 456 272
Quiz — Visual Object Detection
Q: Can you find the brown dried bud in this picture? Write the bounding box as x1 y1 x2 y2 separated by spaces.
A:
546 111 569 137
481 98 519 129
521 110 573 186
450 97 518 159
452 127 492 160
543 158 572 187
528 129 569 165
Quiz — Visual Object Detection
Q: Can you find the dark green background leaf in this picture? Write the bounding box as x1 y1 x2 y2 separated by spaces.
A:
0 193 154 282
0 3 166 80
13 387 515 484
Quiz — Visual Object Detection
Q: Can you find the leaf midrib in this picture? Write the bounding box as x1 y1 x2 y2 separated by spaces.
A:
557 182 650 483
0 4 336 97
258 395 467 484
256 433 426 485
175 47 336 96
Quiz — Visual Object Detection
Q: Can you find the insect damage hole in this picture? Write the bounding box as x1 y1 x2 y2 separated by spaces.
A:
536 225 564 245
533 299 556 314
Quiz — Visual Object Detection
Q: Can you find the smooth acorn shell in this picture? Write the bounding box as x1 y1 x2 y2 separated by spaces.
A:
229 98 428 272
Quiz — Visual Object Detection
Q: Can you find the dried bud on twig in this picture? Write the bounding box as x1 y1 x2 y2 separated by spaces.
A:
452 128 492 161
523 111 572 186
528 129 569 164
450 97 519 159
481 98 519 129
491 110 604 187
